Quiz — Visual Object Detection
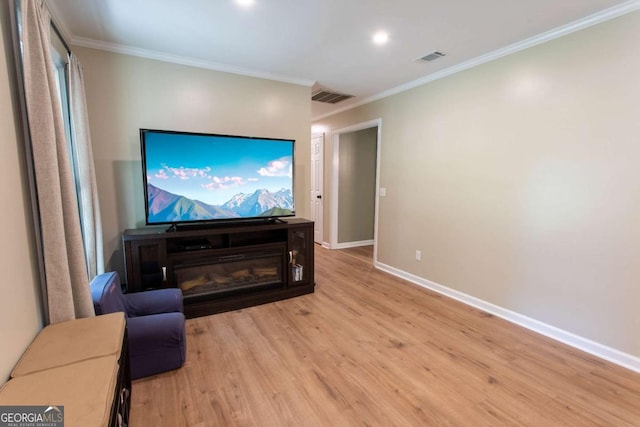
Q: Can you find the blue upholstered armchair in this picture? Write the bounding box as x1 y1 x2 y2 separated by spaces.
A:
90 272 186 379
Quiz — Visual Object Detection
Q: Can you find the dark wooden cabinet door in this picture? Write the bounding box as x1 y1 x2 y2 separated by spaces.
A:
288 224 314 287
124 238 167 292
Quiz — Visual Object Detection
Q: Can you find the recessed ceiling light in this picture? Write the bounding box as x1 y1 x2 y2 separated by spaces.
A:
372 31 389 45
236 0 255 8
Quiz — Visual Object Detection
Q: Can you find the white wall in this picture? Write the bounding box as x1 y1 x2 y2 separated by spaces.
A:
0 1 44 381
315 11 640 359
74 47 311 277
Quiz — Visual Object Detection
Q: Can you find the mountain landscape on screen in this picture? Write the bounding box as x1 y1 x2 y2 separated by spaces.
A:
146 183 294 223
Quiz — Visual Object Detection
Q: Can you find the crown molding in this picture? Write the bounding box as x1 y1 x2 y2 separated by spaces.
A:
46 0 313 88
69 37 314 87
46 0 640 115
314 0 640 120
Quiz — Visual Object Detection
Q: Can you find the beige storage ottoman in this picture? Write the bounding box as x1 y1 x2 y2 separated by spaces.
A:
11 312 125 378
0 355 119 427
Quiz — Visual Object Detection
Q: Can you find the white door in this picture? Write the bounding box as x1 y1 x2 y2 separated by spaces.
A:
311 134 324 244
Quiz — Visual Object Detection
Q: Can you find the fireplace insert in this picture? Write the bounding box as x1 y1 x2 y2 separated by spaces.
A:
172 246 286 301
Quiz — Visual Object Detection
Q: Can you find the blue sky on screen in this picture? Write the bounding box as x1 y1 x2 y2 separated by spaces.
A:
144 132 293 205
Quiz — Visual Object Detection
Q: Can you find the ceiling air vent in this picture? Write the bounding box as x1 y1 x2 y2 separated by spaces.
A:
419 51 446 62
312 89 354 104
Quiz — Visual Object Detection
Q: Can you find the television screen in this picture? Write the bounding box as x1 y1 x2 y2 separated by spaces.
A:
140 129 295 225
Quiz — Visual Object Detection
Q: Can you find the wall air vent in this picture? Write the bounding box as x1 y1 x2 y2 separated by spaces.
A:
312 89 354 104
419 51 446 62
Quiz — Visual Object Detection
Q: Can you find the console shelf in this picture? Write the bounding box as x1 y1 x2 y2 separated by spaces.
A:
123 218 315 318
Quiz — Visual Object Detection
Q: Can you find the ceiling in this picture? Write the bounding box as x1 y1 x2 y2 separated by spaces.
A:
46 0 636 119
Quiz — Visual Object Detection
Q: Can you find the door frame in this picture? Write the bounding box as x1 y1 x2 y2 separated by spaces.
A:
330 118 382 263
310 133 324 245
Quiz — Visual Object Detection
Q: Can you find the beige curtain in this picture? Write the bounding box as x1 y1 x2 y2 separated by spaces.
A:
20 0 94 322
69 54 104 278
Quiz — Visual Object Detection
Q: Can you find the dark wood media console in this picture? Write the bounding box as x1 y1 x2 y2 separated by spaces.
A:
122 218 315 318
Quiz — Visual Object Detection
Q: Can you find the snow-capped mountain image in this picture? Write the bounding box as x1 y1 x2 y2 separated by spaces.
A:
222 188 293 217
146 183 294 223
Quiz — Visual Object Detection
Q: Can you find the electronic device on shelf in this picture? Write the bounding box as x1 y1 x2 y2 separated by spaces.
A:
178 238 213 251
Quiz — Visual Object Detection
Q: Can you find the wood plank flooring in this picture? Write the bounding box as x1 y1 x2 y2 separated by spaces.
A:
130 245 640 426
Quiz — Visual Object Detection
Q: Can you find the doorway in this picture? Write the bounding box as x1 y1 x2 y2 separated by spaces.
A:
331 119 381 262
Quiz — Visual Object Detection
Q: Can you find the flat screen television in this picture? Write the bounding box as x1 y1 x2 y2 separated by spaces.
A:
140 129 295 227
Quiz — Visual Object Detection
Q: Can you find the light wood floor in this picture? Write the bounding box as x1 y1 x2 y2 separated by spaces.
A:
130 245 640 426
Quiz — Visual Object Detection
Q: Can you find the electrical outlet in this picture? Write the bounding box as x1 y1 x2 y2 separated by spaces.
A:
415 250 421 261
379 187 386 197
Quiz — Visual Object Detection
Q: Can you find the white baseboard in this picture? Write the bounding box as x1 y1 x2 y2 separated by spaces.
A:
333 239 375 250
321 241 331 249
374 261 640 373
